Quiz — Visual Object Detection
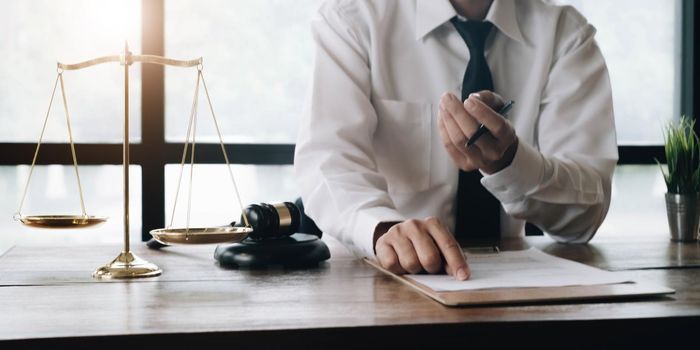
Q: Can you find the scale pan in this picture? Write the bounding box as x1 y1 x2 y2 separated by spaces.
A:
18 215 108 229
150 226 252 245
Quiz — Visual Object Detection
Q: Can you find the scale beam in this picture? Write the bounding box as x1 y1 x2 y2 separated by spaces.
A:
58 54 202 71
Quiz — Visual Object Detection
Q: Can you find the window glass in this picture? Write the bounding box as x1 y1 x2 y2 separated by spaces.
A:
0 165 142 253
164 0 323 143
555 0 681 145
597 165 668 239
164 164 298 228
0 0 142 143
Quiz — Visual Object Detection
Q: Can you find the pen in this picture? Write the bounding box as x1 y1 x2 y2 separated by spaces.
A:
466 100 515 148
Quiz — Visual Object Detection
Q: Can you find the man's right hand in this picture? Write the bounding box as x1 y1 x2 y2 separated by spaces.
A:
375 217 470 280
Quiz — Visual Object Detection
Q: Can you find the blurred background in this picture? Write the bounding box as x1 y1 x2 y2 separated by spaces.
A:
0 0 693 252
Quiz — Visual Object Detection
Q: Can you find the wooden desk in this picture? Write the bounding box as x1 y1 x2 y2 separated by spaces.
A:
524 234 700 270
0 236 698 349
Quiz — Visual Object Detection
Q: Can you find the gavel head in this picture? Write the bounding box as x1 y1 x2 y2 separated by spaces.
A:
234 202 301 240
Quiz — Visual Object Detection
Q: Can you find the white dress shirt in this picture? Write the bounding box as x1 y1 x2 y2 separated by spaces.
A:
294 0 618 258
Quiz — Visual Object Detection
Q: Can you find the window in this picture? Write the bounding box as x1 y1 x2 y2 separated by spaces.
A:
556 0 681 145
164 164 298 228
1 0 142 143
164 0 323 143
0 166 141 252
597 165 668 238
0 0 142 252
0 0 696 250
555 0 689 239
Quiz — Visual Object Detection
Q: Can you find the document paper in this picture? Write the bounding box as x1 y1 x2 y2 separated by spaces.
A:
407 248 632 292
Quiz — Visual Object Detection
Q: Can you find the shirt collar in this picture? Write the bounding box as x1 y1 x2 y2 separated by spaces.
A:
415 0 526 44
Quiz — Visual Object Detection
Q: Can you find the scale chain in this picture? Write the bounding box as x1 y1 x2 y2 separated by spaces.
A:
59 73 89 217
168 71 201 230
15 74 60 217
168 69 251 231
186 81 199 236
16 72 88 218
200 71 251 228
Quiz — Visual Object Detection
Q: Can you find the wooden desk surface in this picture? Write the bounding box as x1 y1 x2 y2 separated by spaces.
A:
0 236 698 349
524 234 700 270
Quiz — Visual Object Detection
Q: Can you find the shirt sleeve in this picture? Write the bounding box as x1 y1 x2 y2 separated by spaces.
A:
481 13 618 243
294 3 404 258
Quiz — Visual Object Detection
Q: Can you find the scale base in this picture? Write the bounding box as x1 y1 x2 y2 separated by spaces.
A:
93 251 162 279
214 233 330 268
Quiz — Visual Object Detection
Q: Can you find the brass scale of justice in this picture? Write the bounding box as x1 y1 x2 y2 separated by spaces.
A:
13 43 253 279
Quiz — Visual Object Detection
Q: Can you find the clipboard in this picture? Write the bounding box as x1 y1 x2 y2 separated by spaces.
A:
364 258 675 307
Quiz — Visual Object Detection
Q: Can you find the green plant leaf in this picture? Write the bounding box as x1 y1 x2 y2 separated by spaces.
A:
661 116 700 194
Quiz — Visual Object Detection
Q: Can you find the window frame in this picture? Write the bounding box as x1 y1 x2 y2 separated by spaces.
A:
0 0 696 241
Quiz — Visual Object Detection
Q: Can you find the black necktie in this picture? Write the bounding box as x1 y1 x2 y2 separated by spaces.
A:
451 18 501 241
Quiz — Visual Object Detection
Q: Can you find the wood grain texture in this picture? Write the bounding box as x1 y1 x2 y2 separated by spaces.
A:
522 234 700 270
0 236 698 348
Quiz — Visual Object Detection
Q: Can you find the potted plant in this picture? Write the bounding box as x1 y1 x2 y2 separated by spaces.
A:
658 116 700 242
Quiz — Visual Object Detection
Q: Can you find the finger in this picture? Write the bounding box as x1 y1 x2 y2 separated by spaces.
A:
438 113 484 171
470 133 503 161
439 105 469 151
405 224 443 274
440 106 486 168
438 114 474 169
464 95 510 140
437 112 453 148
466 117 516 163
424 217 470 280
440 93 480 138
472 90 505 110
376 240 404 274
438 110 467 160
389 230 423 274
440 95 502 165
463 140 489 170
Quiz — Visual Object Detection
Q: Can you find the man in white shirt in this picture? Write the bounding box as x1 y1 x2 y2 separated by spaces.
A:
294 0 618 280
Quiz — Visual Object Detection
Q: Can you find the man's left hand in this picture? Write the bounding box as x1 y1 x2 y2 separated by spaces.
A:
438 90 519 174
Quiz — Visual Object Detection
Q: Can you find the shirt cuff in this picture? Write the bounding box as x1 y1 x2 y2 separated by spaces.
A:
481 140 545 203
352 206 406 258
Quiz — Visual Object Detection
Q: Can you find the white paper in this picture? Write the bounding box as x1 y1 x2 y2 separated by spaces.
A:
407 248 632 292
